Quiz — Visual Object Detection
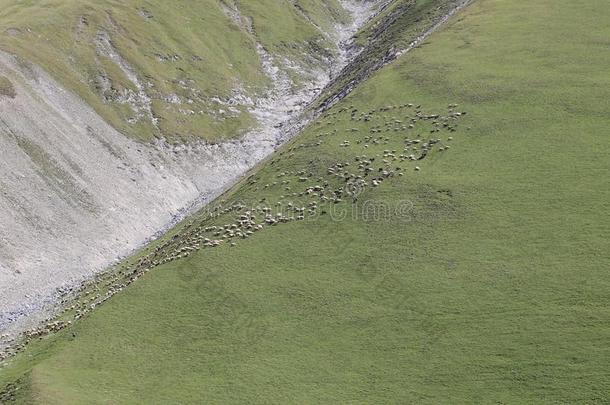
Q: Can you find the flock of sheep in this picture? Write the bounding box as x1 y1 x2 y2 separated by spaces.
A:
0 102 466 362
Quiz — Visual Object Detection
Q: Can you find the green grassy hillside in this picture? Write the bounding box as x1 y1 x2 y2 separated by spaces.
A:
319 0 468 109
2 0 610 402
0 0 349 142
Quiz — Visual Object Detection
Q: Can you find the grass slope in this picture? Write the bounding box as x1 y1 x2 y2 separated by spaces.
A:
321 0 467 107
2 0 610 402
0 0 348 142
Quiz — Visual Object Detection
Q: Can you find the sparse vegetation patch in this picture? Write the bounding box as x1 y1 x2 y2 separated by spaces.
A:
0 75 15 98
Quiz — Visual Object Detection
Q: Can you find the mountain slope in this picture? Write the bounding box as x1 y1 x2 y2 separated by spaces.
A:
1 0 609 402
0 0 463 341
0 0 388 338
0 0 352 142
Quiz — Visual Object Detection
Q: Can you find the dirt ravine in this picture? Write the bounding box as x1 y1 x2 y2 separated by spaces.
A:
0 1 385 338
